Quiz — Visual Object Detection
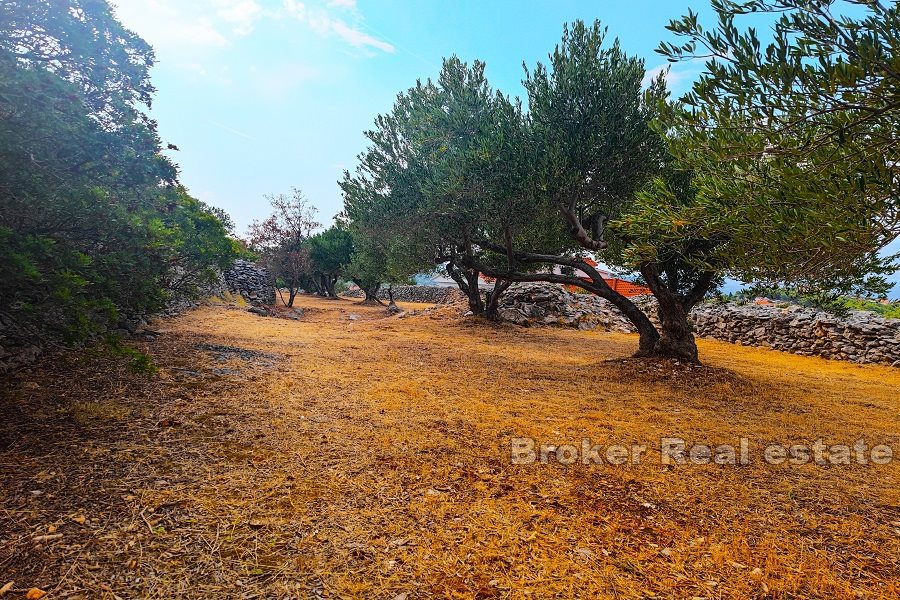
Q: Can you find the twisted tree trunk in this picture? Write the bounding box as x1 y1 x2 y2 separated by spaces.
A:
484 278 511 321
354 280 383 305
639 264 716 363
319 273 338 298
446 258 484 315
458 248 711 361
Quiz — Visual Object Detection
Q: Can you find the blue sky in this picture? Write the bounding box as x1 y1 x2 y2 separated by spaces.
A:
112 0 898 296
112 0 712 228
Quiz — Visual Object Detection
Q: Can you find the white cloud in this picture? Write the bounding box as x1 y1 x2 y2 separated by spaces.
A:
113 0 228 50
643 59 706 95
305 7 333 35
114 0 263 47
331 19 394 53
113 0 394 66
215 0 264 36
282 0 306 20
281 0 393 54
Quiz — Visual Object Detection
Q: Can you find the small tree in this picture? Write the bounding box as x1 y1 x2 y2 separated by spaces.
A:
338 179 429 305
306 226 354 298
339 57 526 318
343 237 386 303
246 188 320 307
163 187 239 297
339 78 453 307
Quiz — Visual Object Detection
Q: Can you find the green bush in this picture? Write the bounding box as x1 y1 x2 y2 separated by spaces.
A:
841 298 900 319
0 2 238 348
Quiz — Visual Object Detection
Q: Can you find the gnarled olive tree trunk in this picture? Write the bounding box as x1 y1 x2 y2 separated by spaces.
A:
353 279 383 305
446 258 485 315
461 248 715 363
483 278 511 321
317 273 339 298
638 263 716 363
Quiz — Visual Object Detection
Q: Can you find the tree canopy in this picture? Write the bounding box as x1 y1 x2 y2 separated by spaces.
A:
645 0 900 296
1 0 157 127
306 226 354 298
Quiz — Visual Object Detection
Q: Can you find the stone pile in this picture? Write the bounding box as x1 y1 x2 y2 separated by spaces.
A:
343 285 465 304
224 260 276 305
497 283 636 332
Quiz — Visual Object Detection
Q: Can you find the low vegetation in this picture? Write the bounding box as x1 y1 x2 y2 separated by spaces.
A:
841 298 900 319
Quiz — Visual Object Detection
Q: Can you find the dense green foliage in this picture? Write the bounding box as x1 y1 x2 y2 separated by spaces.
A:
841 297 900 319
640 0 899 296
340 56 533 315
306 226 354 298
341 238 389 303
0 1 237 345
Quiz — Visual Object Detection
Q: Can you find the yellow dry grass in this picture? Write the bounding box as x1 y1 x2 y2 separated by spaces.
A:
1 295 898 599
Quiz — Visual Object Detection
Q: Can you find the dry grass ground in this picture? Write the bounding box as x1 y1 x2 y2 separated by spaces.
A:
1 295 898 599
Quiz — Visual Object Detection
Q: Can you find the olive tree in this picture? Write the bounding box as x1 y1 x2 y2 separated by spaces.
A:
644 0 900 301
452 21 686 353
306 226 354 298
340 57 531 318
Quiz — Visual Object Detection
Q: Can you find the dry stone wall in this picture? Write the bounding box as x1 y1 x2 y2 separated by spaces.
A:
692 303 900 366
223 260 276 305
497 283 635 331
343 285 465 304
498 283 900 367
